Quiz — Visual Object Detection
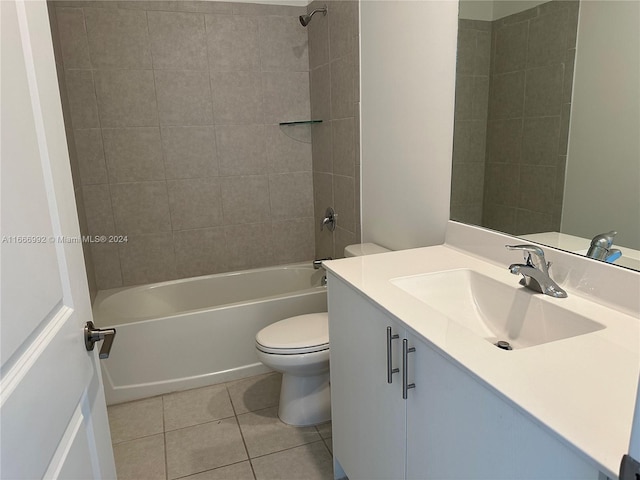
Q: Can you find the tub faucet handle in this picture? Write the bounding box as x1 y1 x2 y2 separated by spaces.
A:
320 207 337 232
313 258 332 269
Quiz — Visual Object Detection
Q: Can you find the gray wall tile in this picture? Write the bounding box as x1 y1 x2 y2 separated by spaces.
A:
310 64 330 120
258 15 309 72
328 1 357 61
205 14 260 72
155 70 213 125
95 69 159 127
334 226 356 260
454 75 474 121
210 71 263 125
472 76 490 120
161 126 218 179
91 243 123 289
102 127 165 182
456 28 476 76
224 223 273 270
265 125 312 173
524 64 563 116
518 164 556 212
451 163 485 206
84 7 151 68
483 163 520 206
216 125 268 176
311 121 332 173
111 181 172 234
527 10 568 68
119 232 177 285
307 1 329 69
231 2 305 16
52 0 320 287
167 178 223 230
269 172 314 221
148 10 207 70
329 55 354 119
521 116 560 165
333 174 354 233
174 227 227 277
453 120 488 164
489 71 525 119
514 208 554 235
221 176 270 225
82 184 116 235
332 118 354 177
262 71 310 123
483 204 517 233
474 30 491 75
74 128 108 185
55 7 91 69
66 70 99 128
485 119 522 164
271 218 315 264
493 21 528 74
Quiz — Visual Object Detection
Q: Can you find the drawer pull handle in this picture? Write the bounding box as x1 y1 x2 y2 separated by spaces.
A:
402 339 416 399
386 327 400 383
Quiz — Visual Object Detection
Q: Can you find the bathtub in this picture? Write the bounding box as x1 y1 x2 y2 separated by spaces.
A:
92 263 327 405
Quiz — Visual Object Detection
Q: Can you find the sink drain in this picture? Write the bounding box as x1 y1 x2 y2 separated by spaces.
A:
495 340 513 351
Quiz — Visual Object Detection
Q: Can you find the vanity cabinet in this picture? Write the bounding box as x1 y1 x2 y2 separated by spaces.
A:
328 274 602 480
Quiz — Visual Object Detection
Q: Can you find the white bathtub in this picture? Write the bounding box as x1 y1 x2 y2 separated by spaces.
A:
93 263 327 405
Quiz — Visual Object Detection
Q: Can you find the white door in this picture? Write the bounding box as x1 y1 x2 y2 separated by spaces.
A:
0 0 116 478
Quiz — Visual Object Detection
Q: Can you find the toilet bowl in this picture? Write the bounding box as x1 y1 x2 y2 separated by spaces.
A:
255 243 390 426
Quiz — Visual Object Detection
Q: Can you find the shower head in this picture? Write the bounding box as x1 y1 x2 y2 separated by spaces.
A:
299 6 327 27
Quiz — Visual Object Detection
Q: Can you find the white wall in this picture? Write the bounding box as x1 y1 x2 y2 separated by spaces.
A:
562 1 640 250
360 0 458 251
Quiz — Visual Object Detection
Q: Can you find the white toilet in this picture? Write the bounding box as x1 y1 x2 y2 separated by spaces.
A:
255 243 390 426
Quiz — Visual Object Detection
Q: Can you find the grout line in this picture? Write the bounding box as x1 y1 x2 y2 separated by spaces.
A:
226 384 258 480
110 431 165 447
249 439 328 461
171 459 255 480
162 395 169 480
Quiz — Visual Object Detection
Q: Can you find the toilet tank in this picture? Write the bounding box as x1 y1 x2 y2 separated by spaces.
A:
344 243 391 257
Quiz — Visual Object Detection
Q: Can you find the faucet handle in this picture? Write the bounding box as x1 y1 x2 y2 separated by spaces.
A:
505 244 549 273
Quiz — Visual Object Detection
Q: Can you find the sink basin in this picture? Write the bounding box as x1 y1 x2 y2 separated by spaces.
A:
391 269 605 349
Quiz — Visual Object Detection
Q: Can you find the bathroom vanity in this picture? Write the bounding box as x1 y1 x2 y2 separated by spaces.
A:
325 223 640 480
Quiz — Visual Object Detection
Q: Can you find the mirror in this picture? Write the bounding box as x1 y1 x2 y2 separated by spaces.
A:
450 0 640 270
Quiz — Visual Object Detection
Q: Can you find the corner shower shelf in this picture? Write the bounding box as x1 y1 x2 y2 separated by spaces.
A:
279 120 323 125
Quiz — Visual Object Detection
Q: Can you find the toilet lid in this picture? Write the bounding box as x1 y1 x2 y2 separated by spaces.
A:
256 313 329 354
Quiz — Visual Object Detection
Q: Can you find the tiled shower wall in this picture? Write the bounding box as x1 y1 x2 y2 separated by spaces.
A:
48 0 315 292
306 0 361 259
450 19 491 225
452 0 579 236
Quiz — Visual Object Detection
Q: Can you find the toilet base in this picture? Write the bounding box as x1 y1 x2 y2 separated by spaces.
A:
278 371 331 426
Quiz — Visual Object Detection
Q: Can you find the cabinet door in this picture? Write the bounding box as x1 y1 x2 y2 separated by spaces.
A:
405 333 600 480
328 275 406 480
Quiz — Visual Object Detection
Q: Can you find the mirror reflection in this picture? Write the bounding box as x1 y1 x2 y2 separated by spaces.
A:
450 0 640 270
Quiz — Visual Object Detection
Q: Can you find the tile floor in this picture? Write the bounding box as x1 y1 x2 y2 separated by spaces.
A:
107 373 334 480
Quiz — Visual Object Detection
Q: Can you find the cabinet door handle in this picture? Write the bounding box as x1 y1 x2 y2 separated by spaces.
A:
402 339 416 399
386 327 400 383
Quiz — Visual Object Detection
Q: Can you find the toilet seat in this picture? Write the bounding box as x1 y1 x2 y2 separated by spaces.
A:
256 313 328 355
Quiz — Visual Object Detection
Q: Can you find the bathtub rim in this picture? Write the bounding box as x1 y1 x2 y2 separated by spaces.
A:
92 261 325 327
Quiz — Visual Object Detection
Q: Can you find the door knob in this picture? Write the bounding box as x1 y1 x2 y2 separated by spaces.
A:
84 321 116 359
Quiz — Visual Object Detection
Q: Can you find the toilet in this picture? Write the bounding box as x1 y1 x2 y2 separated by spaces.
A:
255 243 390 426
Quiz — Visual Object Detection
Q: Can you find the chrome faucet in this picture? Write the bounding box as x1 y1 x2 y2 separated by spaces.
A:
587 231 622 263
506 244 567 298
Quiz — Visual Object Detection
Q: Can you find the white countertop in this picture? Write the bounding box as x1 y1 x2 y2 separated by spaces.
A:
325 244 640 478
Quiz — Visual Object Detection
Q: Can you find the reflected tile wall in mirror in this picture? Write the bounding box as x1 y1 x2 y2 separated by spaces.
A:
451 1 579 236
